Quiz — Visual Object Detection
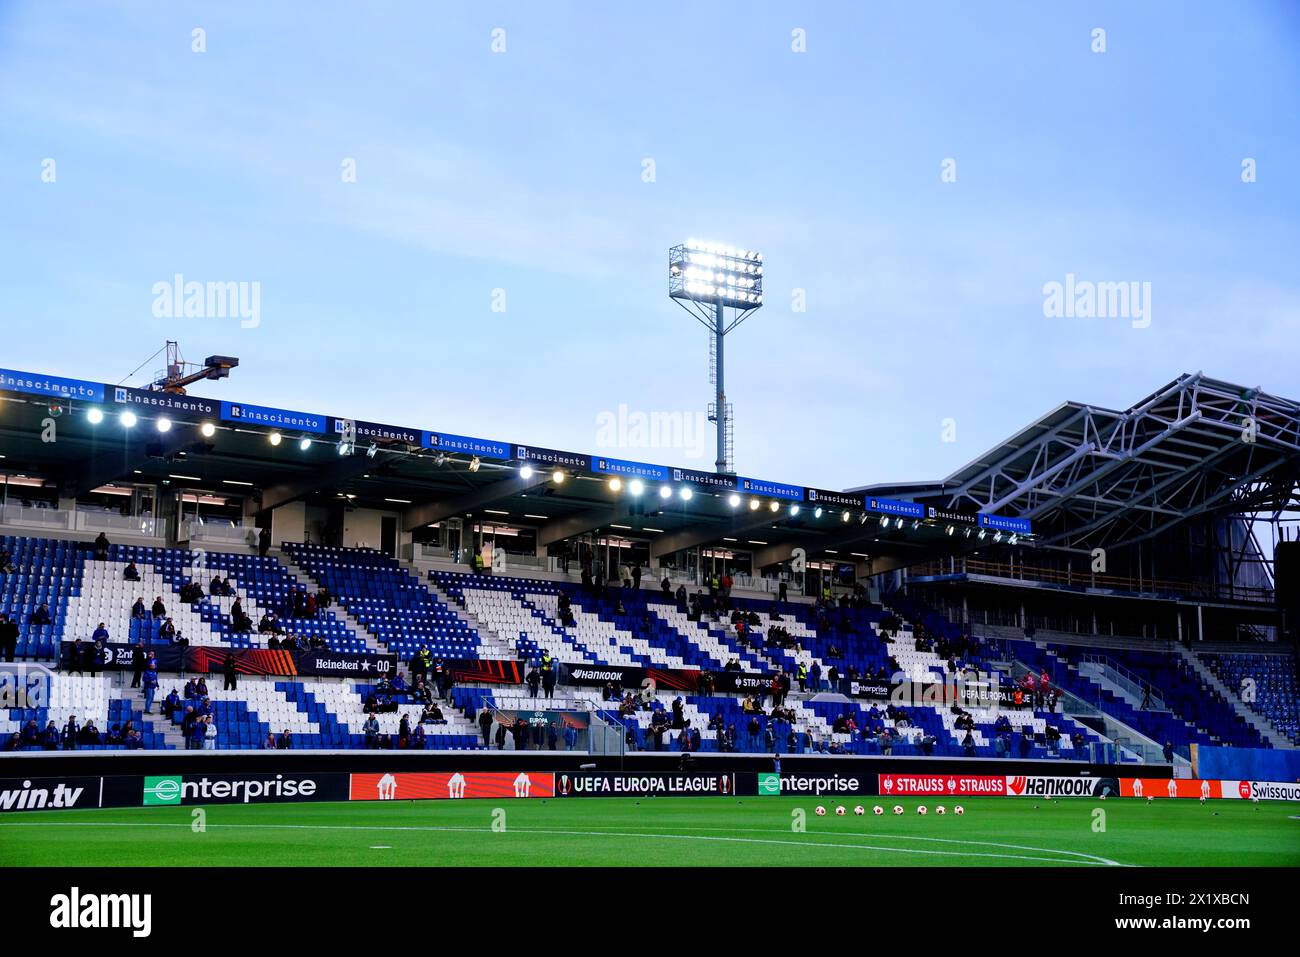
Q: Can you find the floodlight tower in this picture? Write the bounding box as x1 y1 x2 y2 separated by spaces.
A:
668 239 764 474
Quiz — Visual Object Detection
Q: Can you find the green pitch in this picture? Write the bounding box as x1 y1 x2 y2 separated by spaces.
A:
1 797 1297 867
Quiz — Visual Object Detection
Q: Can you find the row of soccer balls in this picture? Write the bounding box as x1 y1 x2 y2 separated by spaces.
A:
815 804 964 816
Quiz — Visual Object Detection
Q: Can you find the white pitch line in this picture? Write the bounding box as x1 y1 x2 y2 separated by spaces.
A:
0 820 1125 866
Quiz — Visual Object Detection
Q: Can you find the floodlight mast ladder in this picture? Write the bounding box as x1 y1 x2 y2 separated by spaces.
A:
668 241 764 474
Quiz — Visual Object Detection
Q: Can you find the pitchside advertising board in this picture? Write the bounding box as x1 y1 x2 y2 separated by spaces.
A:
4 772 1300 811
879 774 1008 797
1005 775 1121 798
350 771 555 801
141 772 348 806
0 776 104 812
554 772 735 797
756 772 873 797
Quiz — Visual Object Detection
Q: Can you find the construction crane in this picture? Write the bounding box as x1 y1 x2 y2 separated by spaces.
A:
146 341 239 394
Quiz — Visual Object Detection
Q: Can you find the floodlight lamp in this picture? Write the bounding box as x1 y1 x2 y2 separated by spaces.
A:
728 493 741 507
268 431 281 446
299 437 311 451
200 422 216 438
519 465 534 479
609 478 623 492
629 479 644 496
120 411 137 428
87 408 104 424
680 488 693 501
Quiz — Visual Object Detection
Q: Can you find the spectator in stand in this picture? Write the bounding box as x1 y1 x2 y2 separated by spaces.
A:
162 687 181 720
61 715 80 751
477 707 494 747
0 613 17 662
129 641 146 688
564 723 578 751
124 561 140 582
89 639 106 678
3 732 21 752
190 715 208 751
809 661 822 693
1044 725 1061 754
124 730 144 750
525 667 540 698
1162 741 1174 763
258 525 271 557
20 719 41 749
42 720 60 750
363 714 380 748
0 547 14 575
411 723 426 750
93 531 110 560
131 597 146 619
78 721 100 746
141 655 159 713
181 707 197 748
150 596 166 619
29 603 52 627
418 699 443 724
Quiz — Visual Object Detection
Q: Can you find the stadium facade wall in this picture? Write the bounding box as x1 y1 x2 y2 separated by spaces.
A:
1196 745 1300 782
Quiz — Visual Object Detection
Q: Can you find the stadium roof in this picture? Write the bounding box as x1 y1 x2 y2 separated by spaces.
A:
2 367 1297 565
855 373 1300 551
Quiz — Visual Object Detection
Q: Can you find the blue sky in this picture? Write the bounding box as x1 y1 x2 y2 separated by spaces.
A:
2 0 1297 490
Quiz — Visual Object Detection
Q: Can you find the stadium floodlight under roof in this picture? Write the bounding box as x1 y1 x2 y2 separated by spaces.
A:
669 239 764 474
